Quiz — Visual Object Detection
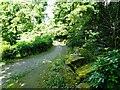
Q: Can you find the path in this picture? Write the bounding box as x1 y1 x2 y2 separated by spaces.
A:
1 41 68 88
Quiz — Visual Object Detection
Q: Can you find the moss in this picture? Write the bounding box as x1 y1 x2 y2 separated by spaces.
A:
74 63 96 89
76 63 95 78
64 67 78 86
65 54 85 65
76 83 91 89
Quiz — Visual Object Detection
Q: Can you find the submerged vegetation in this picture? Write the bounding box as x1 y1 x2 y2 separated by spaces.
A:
1 0 120 89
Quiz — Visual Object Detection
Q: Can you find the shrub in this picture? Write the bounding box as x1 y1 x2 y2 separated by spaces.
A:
42 36 52 43
73 47 94 62
32 35 53 52
42 35 53 48
87 49 120 90
2 35 53 59
32 36 43 53
2 45 16 60
15 41 31 57
15 35 53 57
67 36 84 48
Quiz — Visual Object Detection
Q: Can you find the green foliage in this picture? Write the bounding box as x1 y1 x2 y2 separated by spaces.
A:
54 1 99 48
87 50 120 89
67 31 85 47
0 1 47 45
2 35 53 60
2 44 16 60
1 1 120 89
77 48 94 62
46 58 81 88
53 2 120 89
11 73 26 80
46 59 67 88
46 72 65 88
71 47 94 62
96 2 120 48
0 1 53 60
54 2 120 50
15 41 31 57
15 35 53 57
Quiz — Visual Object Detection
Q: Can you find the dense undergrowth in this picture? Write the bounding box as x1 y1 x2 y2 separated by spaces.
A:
43 58 79 89
87 50 120 89
51 1 120 89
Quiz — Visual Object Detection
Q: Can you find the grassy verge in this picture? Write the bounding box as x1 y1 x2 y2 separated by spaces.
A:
2 72 29 88
39 54 96 89
37 50 78 88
